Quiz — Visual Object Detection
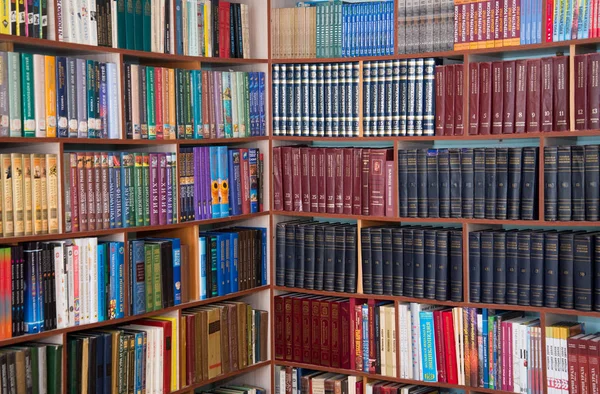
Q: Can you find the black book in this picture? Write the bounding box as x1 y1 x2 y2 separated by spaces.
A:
426 150 439 218
438 149 450 218
505 231 519 305
530 231 545 307
323 226 336 291
521 147 538 220
495 148 509 220
295 225 306 289
124 65 133 139
585 145 600 221
484 148 497 219
479 231 494 303
235 3 243 58
594 234 600 311
344 226 357 293
435 230 449 301
492 232 506 304
557 146 572 221
407 149 418 217
517 231 531 306
571 145 585 221
230 4 238 58
559 231 575 309
334 226 346 292
544 146 558 221
371 228 383 295
473 148 486 218
160 240 175 308
449 149 462 218
544 232 559 308
574 233 593 311
412 229 425 298
417 149 429 217
461 148 474 218
507 148 523 220
361 228 372 294
398 150 409 217
212 0 220 57
391 228 404 296
469 232 481 303
314 225 325 291
449 230 463 302
381 228 393 295
424 229 437 300
403 229 414 297
284 223 296 287
304 225 316 290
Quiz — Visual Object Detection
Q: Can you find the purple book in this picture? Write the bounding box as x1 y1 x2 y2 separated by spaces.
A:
149 153 159 225
159 153 168 225
196 147 204 220
204 147 212 219
213 72 225 139
192 147 199 220
166 153 173 224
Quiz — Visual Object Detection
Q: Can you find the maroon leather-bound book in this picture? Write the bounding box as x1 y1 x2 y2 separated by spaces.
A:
502 60 516 134
334 148 344 214
325 148 336 214
444 65 455 136
300 148 310 212
479 62 492 134
369 149 388 217
361 149 371 215
273 147 283 211
274 295 285 360
385 161 394 216
454 65 465 135
292 295 304 362
491 61 504 134
435 66 446 136
309 148 319 212
281 147 293 211
588 54 600 130
317 148 326 213
568 334 582 394
578 335 595 393
339 299 351 369
320 298 332 366
367 299 376 373
553 56 570 131
514 59 528 133
301 296 313 363
468 62 480 135
330 299 342 368
353 149 363 215
588 337 600 394
291 147 302 211
526 59 541 132
343 148 353 214
284 295 293 361
541 57 554 132
575 54 588 130
310 297 322 364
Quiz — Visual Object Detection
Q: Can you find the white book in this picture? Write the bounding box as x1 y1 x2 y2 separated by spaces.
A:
397 303 410 379
291 367 297 394
88 0 98 45
379 304 386 375
388 305 397 377
75 238 89 325
409 302 422 379
68 244 78 326
32 55 46 138
278 367 286 394
78 0 88 43
88 237 98 323
189 0 197 56
159 0 165 53
157 325 164 393
130 65 141 139
230 70 239 138
241 3 250 58
53 243 69 328
107 63 119 139
112 0 118 47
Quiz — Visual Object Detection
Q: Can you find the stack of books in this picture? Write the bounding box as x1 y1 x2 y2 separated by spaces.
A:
574 54 600 131
397 0 455 53
274 370 362 394
0 343 62 393
547 0 594 42
553 323 600 393
201 384 266 394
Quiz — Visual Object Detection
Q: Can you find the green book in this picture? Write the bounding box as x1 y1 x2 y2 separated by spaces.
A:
117 333 127 394
142 0 151 51
86 60 96 138
8 52 21 137
236 72 246 137
151 243 162 310
144 243 154 312
67 339 78 394
175 69 185 139
134 0 143 50
125 0 135 50
28 346 39 394
20 53 34 138
133 153 144 226
142 153 150 226
117 0 127 48
46 344 62 394
146 67 156 139
184 70 193 139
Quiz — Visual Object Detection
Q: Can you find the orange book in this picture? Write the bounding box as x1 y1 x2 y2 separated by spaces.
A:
168 68 176 140
45 56 57 138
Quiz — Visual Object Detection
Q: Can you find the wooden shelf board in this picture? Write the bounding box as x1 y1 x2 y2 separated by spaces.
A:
0 136 269 145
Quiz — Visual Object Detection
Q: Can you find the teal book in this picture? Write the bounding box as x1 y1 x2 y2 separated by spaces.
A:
125 0 135 49
117 0 127 48
86 60 96 138
222 72 233 138
142 0 151 51
243 72 251 137
133 153 144 226
129 239 146 315
97 243 106 321
192 70 202 139
8 52 21 137
419 310 437 382
134 0 143 50
20 53 34 137
146 67 156 139
218 146 230 217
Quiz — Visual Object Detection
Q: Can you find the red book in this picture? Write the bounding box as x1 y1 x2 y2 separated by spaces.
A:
310 297 322 364
339 299 352 369
317 148 326 213
137 319 172 394
502 60 516 134
69 153 80 232
343 148 353 215
367 299 376 373
284 295 293 361
155 68 164 139
353 304 363 371
468 62 480 135
589 336 600 394
385 161 394 216
442 310 458 384
292 295 304 362
514 59 527 133
85 152 95 231
184 314 195 385
575 55 589 130
274 296 285 360
435 66 446 136
433 309 447 383
361 149 371 215
589 54 600 130
319 298 332 366
368 149 388 217
272 147 283 211
352 149 363 215
479 62 492 134
491 61 504 134
285 367 293 394
301 296 313 364
546 0 554 41
526 59 541 132
334 148 344 214
553 56 570 131
444 65 455 135
454 65 465 135
301 148 310 212
325 148 336 214
541 57 554 132
309 148 319 212
579 335 597 393
330 299 342 368
201 71 211 138
494 0 503 46
239 148 251 214
218 2 230 58
291 147 302 212
280 147 293 211
569 334 584 394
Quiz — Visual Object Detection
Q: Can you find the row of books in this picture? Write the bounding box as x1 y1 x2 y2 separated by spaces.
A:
434 64 465 136
201 385 266 394
557 323 599 394
0 343 62 394
180 1 250 58
469 229 600 311
0 153 59 238
363 59 441 137
398 147 539 220
274 294 397 377
179 147 263 221
548 0 594 41
196 228 267 300
398 305 542 392
574 54 600 131
0 53 119 139
545 145 600 222
274 369 362 394
128 237 182 316
466 57 570 135
271 1 395 59
271 63 360 137
361 226 463 302
275 221 357 293
397 0 455 54
0 1 48 38
125 66 266 140
0 239 126 339
64 152 178 233
273 147 394 216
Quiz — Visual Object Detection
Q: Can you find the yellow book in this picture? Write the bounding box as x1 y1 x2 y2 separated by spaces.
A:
44 56 57 138
31 153 43 235
10 153 23 237
168 68 176 140
180 317 186 388
22 154 32 236
205 2 211 57
46 154 58 234
39 154 48 234
0 155 10 236
153 316 180 391
0 0 8 34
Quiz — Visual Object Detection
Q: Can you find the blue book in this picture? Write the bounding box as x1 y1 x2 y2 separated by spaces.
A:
309 65 318 134
406 59 416 135
352 63 360 135
553 0 561 41
129 240 146 315
316 64 325 136
23 244 41 333
228 149 242 216
537 0 543 42
272 65 281 136
258 72 266 135
97 243 106 321
583 0 590 38
280 64 287 135
414 58 424 135
199 236 207 300
116 241 125 319
209 147 221 218
192 70 203 139
331 64 339 136
94 332 104 394
399 60 408 135
175 0 183 54
419 310 437 382
218 146 230 217
392 60 401 135
377 61 386 135
363 62 371 135
249 148 259 213
56 56 68 138
482 309 489 387
100 332 112 394
286 65 295 133
564 0 573 41
214 233 228 295
522 0 529 44
300 65 309 136
423 58 436 136
293 65 302 136
369 62 378 134
361 304 369 372
109 242 119 319
230 232 239 292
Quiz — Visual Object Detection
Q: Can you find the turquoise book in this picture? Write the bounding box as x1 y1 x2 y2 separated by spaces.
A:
218 145 230 217
129 239 146 315
419 310 438 382
222 72 233 138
